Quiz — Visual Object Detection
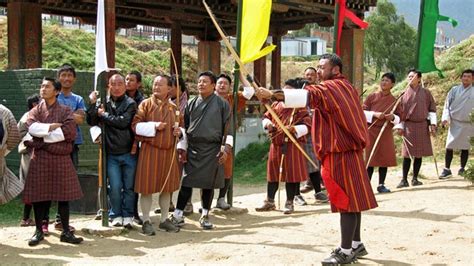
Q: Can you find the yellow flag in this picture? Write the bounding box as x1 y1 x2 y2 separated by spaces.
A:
240 0 276 64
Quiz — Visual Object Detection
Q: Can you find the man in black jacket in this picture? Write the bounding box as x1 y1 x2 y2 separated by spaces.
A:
87 73 137 229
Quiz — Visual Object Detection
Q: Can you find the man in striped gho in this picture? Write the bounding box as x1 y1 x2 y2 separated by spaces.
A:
255 54 378 265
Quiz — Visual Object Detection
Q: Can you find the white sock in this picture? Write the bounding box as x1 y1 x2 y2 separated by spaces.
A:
159 193 171 222
201 208 209 216
340 247 352 255
140 194 153 222
174 209 183 218
352 241 362 249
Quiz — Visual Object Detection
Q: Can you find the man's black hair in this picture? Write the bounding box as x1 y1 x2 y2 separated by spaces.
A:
381 72 396 83
170 75 188 93
128 70 142 83
285 77 308 89
320 53 343 72
27 94 41 110
198 71 217 84
57 63 76 78
407 68 422 78
43 77 62 91
461 69 474 77
217 73 232 84
304 66 317 72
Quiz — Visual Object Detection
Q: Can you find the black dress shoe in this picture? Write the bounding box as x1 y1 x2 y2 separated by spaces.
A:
411 179 423 186
396 179 409 188
28 230 44 246
60 231 83 244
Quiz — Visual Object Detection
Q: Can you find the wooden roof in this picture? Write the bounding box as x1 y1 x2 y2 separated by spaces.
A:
0 0 377 38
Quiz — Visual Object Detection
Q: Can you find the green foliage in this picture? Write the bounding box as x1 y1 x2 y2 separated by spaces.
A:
463 161 474 184
365 0 417 79
233 141 270 184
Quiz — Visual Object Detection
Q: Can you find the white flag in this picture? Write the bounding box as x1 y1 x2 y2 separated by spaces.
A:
94 0 108 91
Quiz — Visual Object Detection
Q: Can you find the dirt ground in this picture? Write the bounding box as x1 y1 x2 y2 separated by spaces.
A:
0 162 473 265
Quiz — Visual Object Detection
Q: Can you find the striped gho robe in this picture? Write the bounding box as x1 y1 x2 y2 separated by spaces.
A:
398 86 436 158
132 97 182 194
264 101 311 183
306 75 378 213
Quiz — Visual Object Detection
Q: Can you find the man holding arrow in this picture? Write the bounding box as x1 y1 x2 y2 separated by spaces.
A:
363 72 401 193
255 54 377 265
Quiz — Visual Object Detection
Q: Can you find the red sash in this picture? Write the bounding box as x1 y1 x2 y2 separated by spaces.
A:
321 155 349 210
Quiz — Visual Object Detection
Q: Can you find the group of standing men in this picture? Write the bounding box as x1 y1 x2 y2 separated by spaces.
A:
254 54 472 265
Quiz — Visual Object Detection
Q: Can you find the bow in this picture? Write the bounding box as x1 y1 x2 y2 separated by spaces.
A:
202 0 317 169
160 48 181 193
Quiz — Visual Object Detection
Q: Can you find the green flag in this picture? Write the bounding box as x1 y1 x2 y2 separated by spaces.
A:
416 0 458 77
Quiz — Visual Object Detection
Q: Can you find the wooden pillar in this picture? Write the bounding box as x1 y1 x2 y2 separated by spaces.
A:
7 1 42 69
340 28 364 94
170 22 182 75
271 35 282 89
253 53 267 87
197 41 220 74
104 0 115 69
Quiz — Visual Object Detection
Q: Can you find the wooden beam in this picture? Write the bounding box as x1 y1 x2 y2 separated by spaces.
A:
105 0 115 68
271 35 282 90
170 21 182 75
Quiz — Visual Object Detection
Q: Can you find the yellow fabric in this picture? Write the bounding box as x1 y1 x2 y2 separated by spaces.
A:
240 0 276 64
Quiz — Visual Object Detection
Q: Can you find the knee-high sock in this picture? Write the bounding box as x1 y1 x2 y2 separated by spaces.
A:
402 157 411 180
134 193 140 217
23 204 32 220
140 194 153 222
353 212 361 241
445 149 453 169
367 167 374 181
460 150 469 169
218 179 231 199
309 171 322 193
378 167 388 185
33 201 50 232
176 186 193 211
340 212 358 249
285 182 298 201
57 201 70 233
159 193 171 222
295 183 301 196
413 157 422 179
267 182 279 201
201 189 214 211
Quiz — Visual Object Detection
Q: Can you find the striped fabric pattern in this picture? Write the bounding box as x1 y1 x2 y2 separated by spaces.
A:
306 76 377 213
264 102 311 183
132 97 181 194
399 86 436 158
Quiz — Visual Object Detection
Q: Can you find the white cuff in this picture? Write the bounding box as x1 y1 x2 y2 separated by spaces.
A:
428 112 437 125
262 118 273 131
225 135 234 147
294 125 308 138
364 111 374 123
90 126 102 143
393 121 404 130
391 114 400 125
136 122 159 137
177 128 187 150
283 89 307 108
242 86 255 100
29 122 51 137
44 128 65 143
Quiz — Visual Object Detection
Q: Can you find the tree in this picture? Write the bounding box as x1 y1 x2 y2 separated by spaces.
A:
365 0 417 79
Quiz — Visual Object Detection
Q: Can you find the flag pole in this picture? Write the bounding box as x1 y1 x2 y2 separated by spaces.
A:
228 0 244 207
332 0 340 54
99 73 109 227
415 0 425 69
